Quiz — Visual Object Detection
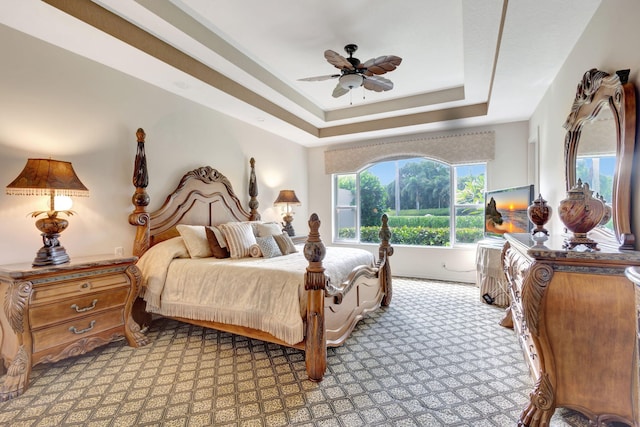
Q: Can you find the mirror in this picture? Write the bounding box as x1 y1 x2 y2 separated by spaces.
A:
564 69 637 250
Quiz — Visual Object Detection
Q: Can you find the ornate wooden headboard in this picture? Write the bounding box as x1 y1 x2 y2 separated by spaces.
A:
128 128 261 257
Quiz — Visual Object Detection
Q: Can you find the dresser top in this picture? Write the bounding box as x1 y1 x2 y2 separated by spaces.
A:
0 255 138 280
505 233 640 266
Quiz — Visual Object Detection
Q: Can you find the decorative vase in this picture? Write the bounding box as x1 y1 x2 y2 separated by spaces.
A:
596 194 612 226
558 179 606 250
527 194 551 236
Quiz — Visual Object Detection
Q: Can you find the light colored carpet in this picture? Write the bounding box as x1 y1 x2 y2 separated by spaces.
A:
0 278 602 426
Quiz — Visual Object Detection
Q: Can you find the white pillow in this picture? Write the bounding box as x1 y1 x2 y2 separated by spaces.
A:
256 222 283 237
176 225 212 258
219 222 257 258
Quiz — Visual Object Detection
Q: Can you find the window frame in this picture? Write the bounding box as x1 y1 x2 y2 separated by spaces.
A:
333 158 486 247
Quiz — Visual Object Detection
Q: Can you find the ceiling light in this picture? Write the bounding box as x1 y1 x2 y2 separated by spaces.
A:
339 74 364 90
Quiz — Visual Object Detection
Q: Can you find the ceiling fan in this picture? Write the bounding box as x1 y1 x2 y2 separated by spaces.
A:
298 44 402 98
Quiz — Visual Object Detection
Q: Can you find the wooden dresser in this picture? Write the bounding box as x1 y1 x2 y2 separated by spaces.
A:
502 233 640 427
0 255 149 401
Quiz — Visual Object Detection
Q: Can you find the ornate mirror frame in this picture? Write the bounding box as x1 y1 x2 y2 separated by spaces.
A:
564 68 637 250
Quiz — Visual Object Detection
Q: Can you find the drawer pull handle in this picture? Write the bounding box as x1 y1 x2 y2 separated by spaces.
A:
69 320 96 335
81 282 90 289
70 299 98 313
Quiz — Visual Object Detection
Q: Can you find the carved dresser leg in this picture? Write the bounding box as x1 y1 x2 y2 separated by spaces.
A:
0 345 31 401
519 372 555 427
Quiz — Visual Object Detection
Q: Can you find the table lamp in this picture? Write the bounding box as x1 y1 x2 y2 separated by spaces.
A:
6 158 89 266
274 190 301 236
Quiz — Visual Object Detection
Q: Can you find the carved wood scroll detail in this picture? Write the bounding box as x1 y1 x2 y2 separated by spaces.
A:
124 265 149 347
0 345 29 401
563 68 637 250
129 128 150 257
522 263 553 337
520 372 555 427
4 281 32 334
38 335 121 365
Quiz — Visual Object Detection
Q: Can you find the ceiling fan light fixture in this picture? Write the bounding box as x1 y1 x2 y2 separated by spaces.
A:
339 74 363 90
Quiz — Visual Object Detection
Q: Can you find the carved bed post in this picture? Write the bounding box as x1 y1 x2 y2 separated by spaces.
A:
378 214 394 306
248 158 261 221
304 213 328 381
129 128 150 258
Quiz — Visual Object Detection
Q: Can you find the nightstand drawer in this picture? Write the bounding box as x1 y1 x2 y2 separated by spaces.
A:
32 308 125 354
31 273 130 305
29 287 130 329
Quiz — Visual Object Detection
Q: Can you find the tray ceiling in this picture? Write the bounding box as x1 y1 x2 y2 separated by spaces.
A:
1 0 601 146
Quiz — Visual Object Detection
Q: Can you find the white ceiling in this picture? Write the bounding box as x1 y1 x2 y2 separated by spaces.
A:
1 0 602 146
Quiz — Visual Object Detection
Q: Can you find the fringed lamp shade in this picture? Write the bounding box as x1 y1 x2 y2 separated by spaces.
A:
274 190 301 237
6 158 89 266
6 159 89 197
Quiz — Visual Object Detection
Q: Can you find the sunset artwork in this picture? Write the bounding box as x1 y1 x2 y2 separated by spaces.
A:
484 185 534 237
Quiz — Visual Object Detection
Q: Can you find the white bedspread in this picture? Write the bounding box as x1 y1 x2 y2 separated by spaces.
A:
136 237 375 345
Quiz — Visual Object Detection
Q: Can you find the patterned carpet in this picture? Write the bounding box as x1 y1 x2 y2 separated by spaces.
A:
0 278 603 426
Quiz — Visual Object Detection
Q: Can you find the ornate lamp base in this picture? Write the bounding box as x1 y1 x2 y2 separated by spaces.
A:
33 216 71 267
33 235 70 266
282 213 295 236
282 221 295 237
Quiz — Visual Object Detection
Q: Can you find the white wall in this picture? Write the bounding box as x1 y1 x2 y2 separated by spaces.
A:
307 121 530 282
530 0 640 242
0 25 307 265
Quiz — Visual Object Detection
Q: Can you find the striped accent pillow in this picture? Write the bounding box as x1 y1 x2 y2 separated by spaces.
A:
274 233 298 255
219 222 257 258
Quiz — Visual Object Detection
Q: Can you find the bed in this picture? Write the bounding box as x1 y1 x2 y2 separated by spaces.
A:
128 128 393 381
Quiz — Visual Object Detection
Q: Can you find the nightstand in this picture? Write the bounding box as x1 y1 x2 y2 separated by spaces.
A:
0 255 149 401
291 235 308 245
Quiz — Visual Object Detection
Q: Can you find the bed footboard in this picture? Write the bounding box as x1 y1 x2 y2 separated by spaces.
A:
303 213 393 381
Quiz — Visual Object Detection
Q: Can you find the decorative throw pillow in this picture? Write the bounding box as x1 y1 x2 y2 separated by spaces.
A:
249 243 262 258
256 236 282 258
273 233 298 255
205 226 230 258
219 222 257 258
176 225 212 258
256 222 283 237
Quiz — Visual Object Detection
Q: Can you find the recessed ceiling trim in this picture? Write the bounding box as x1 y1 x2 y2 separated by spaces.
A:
319 103 488 138
325 86 465 122
133 0 326 121
44 0 319 137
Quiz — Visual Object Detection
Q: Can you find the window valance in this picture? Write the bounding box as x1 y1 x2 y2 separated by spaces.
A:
324 131 495 174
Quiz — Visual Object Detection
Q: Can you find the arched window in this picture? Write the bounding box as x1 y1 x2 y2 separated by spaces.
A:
334 157 486 247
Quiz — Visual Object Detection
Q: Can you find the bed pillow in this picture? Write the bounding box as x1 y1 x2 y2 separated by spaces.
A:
249 244 262 258
205 226 230 259
219 222 257 258
256 221 283 237
273 233 298 255
176 225 212 258
256 236 283 258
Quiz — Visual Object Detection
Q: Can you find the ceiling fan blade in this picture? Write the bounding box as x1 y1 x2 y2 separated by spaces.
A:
325 50 354 70
332 83 349 98
360 55 402 76
363 75 394 92
298 74 340 82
